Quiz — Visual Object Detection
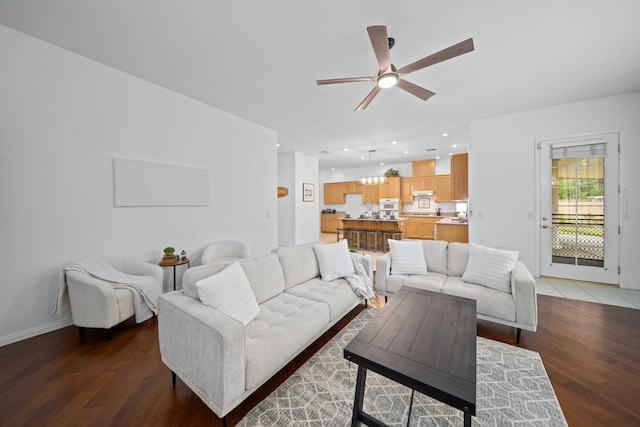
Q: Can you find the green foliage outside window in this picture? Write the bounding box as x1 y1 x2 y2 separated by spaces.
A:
556 179 604 200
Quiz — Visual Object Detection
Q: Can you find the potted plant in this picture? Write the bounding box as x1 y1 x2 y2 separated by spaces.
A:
384 168 400 178
163 247 175 257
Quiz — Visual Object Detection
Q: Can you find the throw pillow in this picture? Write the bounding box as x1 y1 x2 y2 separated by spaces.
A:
313 240 355 282
388 239 428 275
196 261 260 326
462 243 519 293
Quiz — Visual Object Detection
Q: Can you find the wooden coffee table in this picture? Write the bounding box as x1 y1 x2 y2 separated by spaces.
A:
344 286 477 426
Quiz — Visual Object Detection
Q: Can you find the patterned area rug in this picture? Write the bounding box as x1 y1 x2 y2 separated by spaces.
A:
238 308 567 426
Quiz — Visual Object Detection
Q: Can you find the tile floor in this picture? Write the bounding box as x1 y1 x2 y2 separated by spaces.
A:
320 233 640 311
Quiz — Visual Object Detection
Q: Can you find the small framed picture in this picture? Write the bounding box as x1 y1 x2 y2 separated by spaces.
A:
302 183 314 202
418 198 430 208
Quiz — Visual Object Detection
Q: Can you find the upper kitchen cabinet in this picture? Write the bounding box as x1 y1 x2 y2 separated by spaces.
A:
412 159 435 177
323 182 345 204
451 153 468 200
401 176 434 202
434 175 452 202
379 177 401 198
362 184 379 204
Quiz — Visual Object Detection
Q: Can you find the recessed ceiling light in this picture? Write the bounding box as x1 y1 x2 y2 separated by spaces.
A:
435 156 440 160
276 143 280 147
344 148 349 151
360 156 365 159
380 162 385 166
442 133 449 137
403 150 408 154
331 167 335 171
448 153 454 156
392 140 398 144
452 144 458 148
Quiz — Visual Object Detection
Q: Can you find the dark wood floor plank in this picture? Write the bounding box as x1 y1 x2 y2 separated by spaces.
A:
1 295 639 426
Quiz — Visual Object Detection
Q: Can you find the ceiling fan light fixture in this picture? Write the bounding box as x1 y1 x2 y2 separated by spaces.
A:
377 73 398 88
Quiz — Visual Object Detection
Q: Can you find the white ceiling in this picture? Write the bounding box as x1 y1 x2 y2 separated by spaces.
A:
1 1 639 171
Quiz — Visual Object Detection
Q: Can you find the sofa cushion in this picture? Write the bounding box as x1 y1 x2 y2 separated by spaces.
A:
447 242 470 277
273 242 321 289
442 276 516 322
384 272 447 294
237 253 285 304
422 240 449 275
313 240 355 282
195 262 260 326
285 277 360 321
462 243 519 293
245 293 330 390
388 239 428 275
182 261 235 300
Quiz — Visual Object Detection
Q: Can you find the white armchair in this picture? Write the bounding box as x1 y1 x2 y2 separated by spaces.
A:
64 258 163 338
200 240 250 265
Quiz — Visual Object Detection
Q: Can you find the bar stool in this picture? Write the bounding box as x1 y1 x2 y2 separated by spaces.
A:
383 231 403 252
350 229 368 250
366 230 384 252
336 228 349 243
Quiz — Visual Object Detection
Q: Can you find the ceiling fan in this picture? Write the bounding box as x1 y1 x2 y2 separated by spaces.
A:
316 26 474 110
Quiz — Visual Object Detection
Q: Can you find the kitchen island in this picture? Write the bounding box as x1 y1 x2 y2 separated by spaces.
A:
340 217 408 251
340 217 408 232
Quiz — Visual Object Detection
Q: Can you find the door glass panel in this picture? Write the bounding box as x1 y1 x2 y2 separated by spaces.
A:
551 157 604 267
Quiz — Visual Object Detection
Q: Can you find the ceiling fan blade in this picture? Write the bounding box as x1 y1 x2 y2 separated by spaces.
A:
355 86 382 111
367 25 392 73
316 76 376 85
396 79 436 101
398 38 474 76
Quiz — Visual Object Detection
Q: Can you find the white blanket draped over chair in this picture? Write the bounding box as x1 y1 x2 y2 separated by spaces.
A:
55 258 163 325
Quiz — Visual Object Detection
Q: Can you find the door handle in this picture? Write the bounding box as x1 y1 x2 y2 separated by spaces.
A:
542 225 549 229
542 217 548 221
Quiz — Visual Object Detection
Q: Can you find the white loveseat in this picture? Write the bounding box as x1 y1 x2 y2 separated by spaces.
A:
157 241 373 423
376 240 537 342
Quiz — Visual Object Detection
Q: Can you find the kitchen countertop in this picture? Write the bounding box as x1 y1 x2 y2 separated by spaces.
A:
436 218 468 225
341 217 408 222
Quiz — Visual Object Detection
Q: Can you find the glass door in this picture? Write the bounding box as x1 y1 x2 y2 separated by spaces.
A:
539 134 619 284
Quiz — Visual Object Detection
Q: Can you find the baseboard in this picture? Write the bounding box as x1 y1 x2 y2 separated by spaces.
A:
0 317 74 347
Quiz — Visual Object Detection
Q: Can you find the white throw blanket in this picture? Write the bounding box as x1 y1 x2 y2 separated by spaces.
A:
54 259 162 323
345 253 375 299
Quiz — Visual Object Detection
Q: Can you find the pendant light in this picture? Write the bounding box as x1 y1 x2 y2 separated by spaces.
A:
360 150 386 185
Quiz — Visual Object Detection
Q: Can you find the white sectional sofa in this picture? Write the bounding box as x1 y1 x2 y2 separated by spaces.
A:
157 240 373 424
376 240 537 342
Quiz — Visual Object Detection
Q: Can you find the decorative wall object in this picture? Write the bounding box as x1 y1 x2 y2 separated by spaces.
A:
113 158 209 206
302 183 314 202
418 198 430 208
277 186 289 198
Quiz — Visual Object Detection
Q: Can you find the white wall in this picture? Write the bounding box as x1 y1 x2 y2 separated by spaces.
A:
468 91 640 289
0 25 279 345
278 151 319 245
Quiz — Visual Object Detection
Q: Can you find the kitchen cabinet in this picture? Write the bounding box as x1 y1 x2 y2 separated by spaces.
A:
434 175 452 202
323 182 344 204
401 177 433 203
404 217 437 239
379 177 401 198
361 184 379 204
321 214 343 234
451 153 468 200
435 223 468 243
342 181 359 195
412 159 435 177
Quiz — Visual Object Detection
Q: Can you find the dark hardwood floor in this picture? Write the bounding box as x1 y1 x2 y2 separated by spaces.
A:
1 294 639 426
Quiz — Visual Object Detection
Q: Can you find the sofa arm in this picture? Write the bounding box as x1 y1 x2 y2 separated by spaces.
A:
158 292 246 418
360 254 374 283
511 261 538 332
374 253 392 296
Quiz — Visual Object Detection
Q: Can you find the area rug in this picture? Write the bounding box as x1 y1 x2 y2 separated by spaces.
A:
238 308 567 426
